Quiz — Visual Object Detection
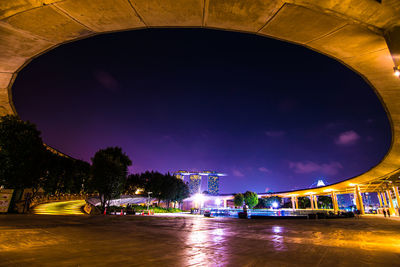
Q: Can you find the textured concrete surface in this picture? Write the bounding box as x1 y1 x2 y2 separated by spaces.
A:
0 0 400 195
0 215 399 266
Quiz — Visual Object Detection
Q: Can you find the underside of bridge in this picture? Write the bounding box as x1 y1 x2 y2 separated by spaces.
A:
1 0 400 210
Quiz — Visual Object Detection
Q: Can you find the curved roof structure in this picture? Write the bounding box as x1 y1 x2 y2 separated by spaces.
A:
1 0 400 196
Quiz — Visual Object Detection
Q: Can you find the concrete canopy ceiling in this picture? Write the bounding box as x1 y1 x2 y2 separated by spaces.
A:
1 0 399 196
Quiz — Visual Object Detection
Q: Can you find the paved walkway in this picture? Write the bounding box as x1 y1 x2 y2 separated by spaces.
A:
1 214 400 266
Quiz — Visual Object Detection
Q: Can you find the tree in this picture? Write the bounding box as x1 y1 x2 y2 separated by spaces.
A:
244 191 259 208
298 196 311 209
255 198 268 209
173 179 190 208
143 171 164 204
71 159 90 194
124 173 146 194
233 193 244 208
0 115 48 211
318 196 332 209
43 153 90 195
90 147 132 210
160 173 179 208
264 196 282 208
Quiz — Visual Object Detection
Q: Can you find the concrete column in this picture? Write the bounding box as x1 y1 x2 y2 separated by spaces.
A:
295 197 298 209
223 199 227 208
393 186 400 208
331 192 339 213
313 195 318 210
386 189 396 215
310 195 314 210
291 196 296 210
381 191 388 206
354 185 365 215
377 192 383 207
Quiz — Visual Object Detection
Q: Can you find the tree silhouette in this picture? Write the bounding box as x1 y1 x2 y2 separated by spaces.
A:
90 147 132 210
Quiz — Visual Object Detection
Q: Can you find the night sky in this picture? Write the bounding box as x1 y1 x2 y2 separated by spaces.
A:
13 28 391 193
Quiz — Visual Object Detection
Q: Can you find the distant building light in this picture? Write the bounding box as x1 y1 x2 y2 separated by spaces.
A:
316 180 326 187
193 193 204 202
272 202 279 208
394 67 400 77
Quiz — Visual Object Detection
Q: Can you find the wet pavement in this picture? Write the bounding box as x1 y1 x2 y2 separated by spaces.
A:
0 214 399 266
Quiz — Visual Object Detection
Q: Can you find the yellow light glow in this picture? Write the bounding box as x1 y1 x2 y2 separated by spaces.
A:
323 189 334 192
349 183 357 186
33 200 86 215
394 70 400 77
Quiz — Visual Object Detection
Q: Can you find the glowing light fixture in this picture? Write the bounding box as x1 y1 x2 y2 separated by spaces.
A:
272 202 279 208
349 183 357 187
193 193 204 202
323 188 334 192
215 198 221 206
394 67 400 77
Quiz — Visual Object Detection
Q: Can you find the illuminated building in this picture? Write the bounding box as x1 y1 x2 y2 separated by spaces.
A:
174 170 188 181
173 170 225 195
189 174 202 195
207 174 219 195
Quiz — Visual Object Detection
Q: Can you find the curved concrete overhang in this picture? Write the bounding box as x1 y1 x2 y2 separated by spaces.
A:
1 0 400 196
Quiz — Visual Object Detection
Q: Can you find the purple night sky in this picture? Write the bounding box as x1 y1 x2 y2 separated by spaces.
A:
13 29 391 194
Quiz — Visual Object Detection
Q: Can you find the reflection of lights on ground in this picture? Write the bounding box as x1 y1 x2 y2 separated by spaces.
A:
272 226 282 234
186 218 209 266
33 200 86 215
271 226 286 251
212 228 225 242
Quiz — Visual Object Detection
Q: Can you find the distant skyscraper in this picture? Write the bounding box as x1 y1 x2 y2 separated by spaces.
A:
174 170 188 181
207 174 219 195
173 170 225 195
189 174 202 195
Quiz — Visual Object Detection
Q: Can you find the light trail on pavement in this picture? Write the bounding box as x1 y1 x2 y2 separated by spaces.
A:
33 200 86 215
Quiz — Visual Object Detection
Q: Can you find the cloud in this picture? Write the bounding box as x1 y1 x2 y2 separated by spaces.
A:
265 130 286 137
93 70 118 91
232 169 244 177
335 130 360 145
289 161 343 176
258 167 271 173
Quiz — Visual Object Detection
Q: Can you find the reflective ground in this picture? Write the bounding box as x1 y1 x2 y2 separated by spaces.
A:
0 215 399 266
